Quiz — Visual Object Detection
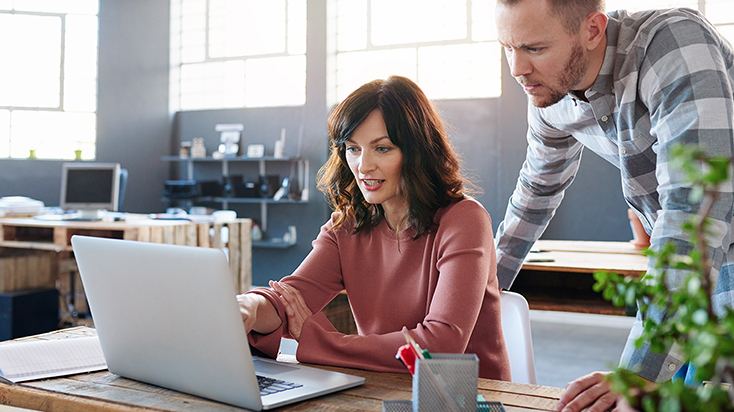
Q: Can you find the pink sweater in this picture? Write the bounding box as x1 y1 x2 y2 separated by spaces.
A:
248 198 511 381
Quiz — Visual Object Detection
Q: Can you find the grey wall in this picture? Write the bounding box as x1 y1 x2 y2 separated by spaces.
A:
0 0 632 286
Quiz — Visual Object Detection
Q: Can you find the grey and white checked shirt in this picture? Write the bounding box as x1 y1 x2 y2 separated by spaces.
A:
495 8 734 382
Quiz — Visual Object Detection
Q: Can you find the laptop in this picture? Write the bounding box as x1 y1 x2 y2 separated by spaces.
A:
71 235 365 410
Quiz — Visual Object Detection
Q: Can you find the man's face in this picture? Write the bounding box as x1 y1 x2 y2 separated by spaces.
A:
496 0 590 108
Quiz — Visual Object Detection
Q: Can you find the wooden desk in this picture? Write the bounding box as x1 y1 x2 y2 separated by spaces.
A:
0 329 563 412
516 240 648 315
523 240 648 278
0 217 252 325
0 369 563 412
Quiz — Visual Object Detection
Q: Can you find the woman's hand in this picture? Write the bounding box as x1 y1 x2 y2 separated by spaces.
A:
236 292 281 335
270 280 312 341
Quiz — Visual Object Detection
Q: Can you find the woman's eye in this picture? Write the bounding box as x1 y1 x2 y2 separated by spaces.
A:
345 146 358 153
377 146 391 153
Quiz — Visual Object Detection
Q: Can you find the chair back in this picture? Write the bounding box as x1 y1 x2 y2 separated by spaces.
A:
500 290 537 384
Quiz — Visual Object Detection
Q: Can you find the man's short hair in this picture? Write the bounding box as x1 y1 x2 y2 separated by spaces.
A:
497 0 605 34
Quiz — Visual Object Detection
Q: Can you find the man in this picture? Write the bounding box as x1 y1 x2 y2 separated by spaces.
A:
493 0 734 411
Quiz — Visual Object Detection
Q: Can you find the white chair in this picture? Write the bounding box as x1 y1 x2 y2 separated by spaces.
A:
500 290 537 384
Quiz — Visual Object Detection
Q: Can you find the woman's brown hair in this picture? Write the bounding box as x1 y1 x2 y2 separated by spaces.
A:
317 75 470 238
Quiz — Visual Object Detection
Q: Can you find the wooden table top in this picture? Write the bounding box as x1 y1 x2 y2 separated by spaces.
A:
1 367 563 412
522 239 649 277
0 329 563 412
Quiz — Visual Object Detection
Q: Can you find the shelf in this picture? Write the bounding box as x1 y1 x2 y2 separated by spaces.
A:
205 197 307 204
252 240 297 249
162 154 309 234
161 156 301 162
163 197 306 204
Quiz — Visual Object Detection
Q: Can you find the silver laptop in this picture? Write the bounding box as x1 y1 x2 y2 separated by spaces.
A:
71 235 364 410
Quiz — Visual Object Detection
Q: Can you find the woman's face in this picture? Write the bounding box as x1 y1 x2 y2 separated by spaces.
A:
345 109 406 221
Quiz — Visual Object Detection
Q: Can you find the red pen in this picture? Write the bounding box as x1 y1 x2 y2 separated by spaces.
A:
396 331 431 374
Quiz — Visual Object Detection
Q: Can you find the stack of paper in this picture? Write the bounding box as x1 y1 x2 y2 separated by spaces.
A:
0 196 45 217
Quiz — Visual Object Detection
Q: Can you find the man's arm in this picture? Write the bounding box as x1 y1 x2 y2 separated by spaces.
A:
618 11 734 382
495 107 585 290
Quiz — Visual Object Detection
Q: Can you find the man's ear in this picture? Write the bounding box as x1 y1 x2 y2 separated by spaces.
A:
582 12 608 50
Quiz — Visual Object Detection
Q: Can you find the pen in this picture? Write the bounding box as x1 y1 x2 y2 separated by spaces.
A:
396 331 432 374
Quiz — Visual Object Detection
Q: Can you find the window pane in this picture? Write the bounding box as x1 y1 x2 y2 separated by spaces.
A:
174 0 306 109
0 1 11 10
288 0 307 55
209 0 286 57
181 0 206 63
0 14 62 108
706 0 734 24
335 49 417 102
418 42 501 99
180 61 246 110
64 14 98 112
606 0 698 11
472 0 496 42
716 24 734 44
10 111 95 159
0 110 9 158
245 56 306 107
336 0 367 51
13 0 98 14
371 0 467 46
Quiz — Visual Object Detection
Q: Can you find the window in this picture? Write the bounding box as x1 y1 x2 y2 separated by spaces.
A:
327 0 500 105
328 0 734 106
0 0 98 160
170 0 307 111
606 1 734 45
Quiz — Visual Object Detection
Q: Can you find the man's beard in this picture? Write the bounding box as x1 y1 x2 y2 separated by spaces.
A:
526 42 588 108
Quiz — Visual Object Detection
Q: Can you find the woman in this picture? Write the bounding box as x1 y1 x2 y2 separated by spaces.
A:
237 76 510 380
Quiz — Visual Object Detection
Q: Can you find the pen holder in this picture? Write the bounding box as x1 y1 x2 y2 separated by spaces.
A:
413 353 478 412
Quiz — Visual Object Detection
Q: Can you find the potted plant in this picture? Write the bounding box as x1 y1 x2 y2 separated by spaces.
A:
593 144 734 411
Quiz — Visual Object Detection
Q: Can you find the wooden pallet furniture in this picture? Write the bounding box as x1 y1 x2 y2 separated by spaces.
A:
0 216 252 325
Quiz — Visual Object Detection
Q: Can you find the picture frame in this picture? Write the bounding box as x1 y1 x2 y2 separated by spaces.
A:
246 144 265 158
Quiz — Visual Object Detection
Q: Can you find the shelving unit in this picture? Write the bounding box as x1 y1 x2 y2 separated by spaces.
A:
162 156 309 249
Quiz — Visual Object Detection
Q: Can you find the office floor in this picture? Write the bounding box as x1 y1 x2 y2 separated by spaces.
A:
529 310 635 388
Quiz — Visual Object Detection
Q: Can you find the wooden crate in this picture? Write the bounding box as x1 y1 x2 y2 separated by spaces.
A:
133 219 252 294
0 249 55 293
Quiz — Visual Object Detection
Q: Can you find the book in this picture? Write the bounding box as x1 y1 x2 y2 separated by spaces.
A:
0 335 107 383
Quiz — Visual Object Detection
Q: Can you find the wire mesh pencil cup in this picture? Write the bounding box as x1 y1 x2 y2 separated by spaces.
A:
412 353 478 412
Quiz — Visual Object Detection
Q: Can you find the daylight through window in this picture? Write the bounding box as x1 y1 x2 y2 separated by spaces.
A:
170 0 307 111
327 0 501 106
0 0 98 160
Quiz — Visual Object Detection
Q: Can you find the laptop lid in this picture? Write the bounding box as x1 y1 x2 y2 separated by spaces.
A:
71 235 364 410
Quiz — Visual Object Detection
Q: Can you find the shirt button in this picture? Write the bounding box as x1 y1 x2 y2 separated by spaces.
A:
611 87 615 93
668 363 676 371
601 115 609 122
620 148 627 154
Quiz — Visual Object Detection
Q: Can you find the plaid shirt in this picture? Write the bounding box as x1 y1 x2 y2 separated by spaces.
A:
495 8 734 382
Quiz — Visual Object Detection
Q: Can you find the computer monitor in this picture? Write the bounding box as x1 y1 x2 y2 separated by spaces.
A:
60 163 121 219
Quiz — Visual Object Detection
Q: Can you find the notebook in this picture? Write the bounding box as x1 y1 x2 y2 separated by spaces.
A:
70 235 365 410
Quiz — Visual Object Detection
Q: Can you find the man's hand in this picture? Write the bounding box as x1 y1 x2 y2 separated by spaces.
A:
556 371 619 412
270 281 312 341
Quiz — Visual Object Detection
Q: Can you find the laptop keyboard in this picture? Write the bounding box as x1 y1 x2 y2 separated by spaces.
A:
257 375 303 396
